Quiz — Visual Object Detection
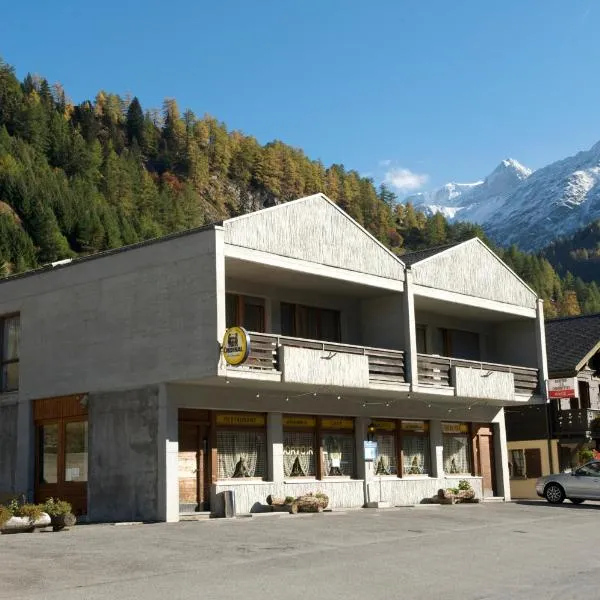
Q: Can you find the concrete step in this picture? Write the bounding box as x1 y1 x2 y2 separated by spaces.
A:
179 512 212 521
482 496 505 503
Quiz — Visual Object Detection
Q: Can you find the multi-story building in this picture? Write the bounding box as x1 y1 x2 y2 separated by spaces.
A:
506 312 600 498
0 194 548 521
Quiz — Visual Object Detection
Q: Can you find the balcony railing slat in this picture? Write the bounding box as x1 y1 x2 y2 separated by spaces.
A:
416 353 539 395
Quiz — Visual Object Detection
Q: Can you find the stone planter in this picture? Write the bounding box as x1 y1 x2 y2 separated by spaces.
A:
50 513 77 532
1 516 35 534
34 512 51 529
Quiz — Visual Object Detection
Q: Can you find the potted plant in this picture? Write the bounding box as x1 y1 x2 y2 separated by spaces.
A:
0 500 46 534
44 498 76 532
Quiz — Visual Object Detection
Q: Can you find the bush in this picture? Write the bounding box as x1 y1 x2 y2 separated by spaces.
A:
14 504 44 521
43 498 73 517
458 480 472 491
284 496 295 504
0 505 12 526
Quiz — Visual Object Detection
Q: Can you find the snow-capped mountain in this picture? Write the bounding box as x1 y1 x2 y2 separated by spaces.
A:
405 158 532 224
404 142 600 251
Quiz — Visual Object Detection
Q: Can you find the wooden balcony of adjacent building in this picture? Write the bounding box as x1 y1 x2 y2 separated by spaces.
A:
551 408 600 439
416 353 540 403
222 331 407 391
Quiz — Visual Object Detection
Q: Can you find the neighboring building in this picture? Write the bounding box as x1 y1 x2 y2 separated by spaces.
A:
506 313 600 498
0 194 547 522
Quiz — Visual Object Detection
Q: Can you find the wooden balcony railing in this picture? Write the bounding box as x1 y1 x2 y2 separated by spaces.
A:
552 408 600 436
416 353 540 396
234 332 406 385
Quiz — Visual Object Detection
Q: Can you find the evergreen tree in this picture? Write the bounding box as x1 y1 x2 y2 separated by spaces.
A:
126 97 145 147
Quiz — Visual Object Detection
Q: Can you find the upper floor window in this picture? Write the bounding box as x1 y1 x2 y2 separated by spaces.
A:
281 303 341 343
442 328 480 361
226 294 265 333
1 315 20 392
416 325 427 353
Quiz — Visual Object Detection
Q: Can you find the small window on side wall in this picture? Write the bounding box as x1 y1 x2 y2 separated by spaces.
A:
1 315 20 393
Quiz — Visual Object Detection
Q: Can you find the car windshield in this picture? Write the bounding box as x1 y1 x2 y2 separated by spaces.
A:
576 462 600 477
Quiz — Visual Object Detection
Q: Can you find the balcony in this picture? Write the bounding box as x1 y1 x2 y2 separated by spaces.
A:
416 353 539 400
227 332 406 388
552 409 600 438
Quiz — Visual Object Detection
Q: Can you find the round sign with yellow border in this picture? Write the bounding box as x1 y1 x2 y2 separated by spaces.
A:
222 326 250 365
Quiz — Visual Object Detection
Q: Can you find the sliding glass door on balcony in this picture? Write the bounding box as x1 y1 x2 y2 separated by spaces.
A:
226 294 265 332
281 302 341 343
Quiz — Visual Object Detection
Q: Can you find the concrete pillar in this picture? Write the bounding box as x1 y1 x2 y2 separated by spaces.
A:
535 299 549 399
157 384 179 522
402 270 418 387
492 407 511 501
267 412 284 482
429 419 444 478
354 417 371 504
214 226 227 376
15 397 33 501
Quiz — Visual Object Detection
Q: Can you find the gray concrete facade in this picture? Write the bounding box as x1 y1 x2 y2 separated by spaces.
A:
0 194 549 522
88 387 161 522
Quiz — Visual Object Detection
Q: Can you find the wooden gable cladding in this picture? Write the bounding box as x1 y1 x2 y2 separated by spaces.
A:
223 194 405 281
33 394 88 421
410 238 537 309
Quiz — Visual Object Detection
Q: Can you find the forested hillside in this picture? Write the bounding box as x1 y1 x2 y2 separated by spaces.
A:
0 58 598 317
540 220 600 284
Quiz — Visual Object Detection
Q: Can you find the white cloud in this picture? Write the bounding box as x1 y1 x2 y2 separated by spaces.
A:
384 167 429 192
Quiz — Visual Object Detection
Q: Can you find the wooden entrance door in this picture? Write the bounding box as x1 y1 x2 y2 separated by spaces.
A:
473 424 496 497
34 395 88 516
178 422 210 512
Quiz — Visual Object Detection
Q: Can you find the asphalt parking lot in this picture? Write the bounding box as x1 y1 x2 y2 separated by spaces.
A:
2 500 600 600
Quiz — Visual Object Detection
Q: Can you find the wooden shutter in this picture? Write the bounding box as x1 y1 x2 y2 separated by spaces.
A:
525 448 542 479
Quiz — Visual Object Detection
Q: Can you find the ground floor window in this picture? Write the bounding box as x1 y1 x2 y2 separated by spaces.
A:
509 448 542 479
283 416 317 478
442 423 471 474
215 412 267 479
37 418 88 484
401 421 430 475
321 417 355 477
371 420 397 475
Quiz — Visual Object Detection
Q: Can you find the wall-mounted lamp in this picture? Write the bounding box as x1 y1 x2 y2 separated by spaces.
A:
367 421 376 442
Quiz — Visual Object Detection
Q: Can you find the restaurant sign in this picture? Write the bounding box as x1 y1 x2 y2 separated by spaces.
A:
216 413 265 427
321 417 354 430
401 420 428 433
441 422 469 434
548 377 578 399
371 420 396 432
283 416 317 428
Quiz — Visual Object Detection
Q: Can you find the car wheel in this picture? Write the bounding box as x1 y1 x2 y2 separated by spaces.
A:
570 498 585 505
544 483 565 504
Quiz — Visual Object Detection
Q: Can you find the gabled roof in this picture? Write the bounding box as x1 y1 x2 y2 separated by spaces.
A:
406 237 538 309
223 193 406 281
545 312 600 376
400 242 461 267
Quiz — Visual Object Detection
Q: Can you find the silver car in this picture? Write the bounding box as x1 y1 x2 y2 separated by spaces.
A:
536 460 600 504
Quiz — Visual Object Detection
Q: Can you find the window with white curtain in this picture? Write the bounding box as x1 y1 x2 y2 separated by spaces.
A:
217 430 266 479
1 315 20 392
374 434 397 475
322 434 354 477
443 434 471 474
509 449 526 478
402 434 430 475
283 431 316 477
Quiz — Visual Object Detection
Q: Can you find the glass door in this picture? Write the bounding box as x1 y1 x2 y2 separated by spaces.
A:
36 418 88 515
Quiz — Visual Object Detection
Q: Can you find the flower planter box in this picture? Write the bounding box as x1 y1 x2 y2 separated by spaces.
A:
1 516 35 534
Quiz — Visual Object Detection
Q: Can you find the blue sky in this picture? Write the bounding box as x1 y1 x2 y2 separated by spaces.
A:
2 0 599 195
